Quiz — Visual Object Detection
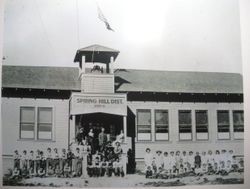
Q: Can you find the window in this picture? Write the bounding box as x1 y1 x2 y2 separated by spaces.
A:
217 110 230 139
137 109 151 141
195 110 208 140
20 107 35 139
179 110 192 140
233 110 244 139
20 106 53 140
38 107 53 140
155 110 169 141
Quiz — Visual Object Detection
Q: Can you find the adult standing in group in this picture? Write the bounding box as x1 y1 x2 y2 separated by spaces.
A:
98 127 107 152
88 128 95 154
76 127 86 145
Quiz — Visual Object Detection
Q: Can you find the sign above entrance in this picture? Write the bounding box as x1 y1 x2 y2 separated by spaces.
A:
70 93 127 116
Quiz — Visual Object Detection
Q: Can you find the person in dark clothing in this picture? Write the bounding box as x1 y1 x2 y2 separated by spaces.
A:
76 128 86 145
127 148 136 174
88 128 95 154
98 127 108 152
145 166 153 178
194 152 201 168
67 148 75 170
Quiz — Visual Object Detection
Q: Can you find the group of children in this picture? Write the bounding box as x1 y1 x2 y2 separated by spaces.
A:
144 148 244 179
11 139 125 179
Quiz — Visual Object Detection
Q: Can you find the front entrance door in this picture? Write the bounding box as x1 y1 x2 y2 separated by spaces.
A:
76 113 123 143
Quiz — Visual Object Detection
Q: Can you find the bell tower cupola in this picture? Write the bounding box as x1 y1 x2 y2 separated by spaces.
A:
74 44 120 93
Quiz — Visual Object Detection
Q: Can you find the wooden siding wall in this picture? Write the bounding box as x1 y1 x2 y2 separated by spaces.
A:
2 97 69 155
127 101 244 159
81 74 114 93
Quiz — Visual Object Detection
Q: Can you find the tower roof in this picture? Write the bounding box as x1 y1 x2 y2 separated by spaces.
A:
74 44 120 64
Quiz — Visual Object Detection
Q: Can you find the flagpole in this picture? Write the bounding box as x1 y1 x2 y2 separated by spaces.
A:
76 0 80 49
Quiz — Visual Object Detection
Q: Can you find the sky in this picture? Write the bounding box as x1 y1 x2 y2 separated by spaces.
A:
3 0 242 73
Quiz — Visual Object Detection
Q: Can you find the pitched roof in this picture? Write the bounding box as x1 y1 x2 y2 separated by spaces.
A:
115 69 243 94
74 44 120 63
78 44 119 53
2 65 243 94
2 66 80 90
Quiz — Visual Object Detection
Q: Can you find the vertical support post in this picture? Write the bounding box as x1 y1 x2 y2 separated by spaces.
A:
123 116 128 175
192 109 196 141
123 116 127 143
151 109 155 142
82 56 85 74
81 152 88 178
229 110 234 140
80 56 85 92
110 56 114 74
70 115 76 144
106 63 110 73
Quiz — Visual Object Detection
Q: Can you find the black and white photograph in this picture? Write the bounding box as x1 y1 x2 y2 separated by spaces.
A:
0 0 248 187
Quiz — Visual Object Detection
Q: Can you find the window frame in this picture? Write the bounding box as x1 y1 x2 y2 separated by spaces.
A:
37 107 53 141
154 109 169 141
19 106 36 140
195 110 209 141
136 109 152 141
217 110 231 140
19 106 54 141
178 110 192 141
232 110 244 140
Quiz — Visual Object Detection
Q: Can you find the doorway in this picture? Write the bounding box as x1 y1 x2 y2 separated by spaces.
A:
76 113 123 142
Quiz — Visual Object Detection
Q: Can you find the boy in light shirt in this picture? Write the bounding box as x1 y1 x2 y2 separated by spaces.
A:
169 151 175 174
28 150 35 170
195 163 208 176
38 167 46 178
63 162 71 178
151 157 157 174
46 148 53 174
155 150 164 173
175 151 181 173
113 158 124 177
35 149 41 174
163 152 170 172
201 151 208 166
213 162 219 174
13 150 21 169
207 150 214 168
220 149 227 169
20 150 28 171
73 147 82 176
179 164 185 177
11 167 21 179
231 156 239 172
214 150 221 171
29 166 36 177
47 165 55 176
225 160 232 173
55 164 62 177
219 161 227 175
228 150 234 163
187 151 195 172
60 148 67 172
221 149 227 163
144 148 153 172
40 151 46 172
53 148 60 170
181 151 188 173
206 150 214 174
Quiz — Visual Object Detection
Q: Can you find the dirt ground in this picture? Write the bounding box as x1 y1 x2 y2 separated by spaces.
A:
3 172 244 187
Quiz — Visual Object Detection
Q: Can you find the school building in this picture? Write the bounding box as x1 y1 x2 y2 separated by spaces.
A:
1 44 244 173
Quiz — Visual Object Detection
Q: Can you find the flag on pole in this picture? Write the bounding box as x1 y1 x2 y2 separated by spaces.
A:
97 5 114 31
